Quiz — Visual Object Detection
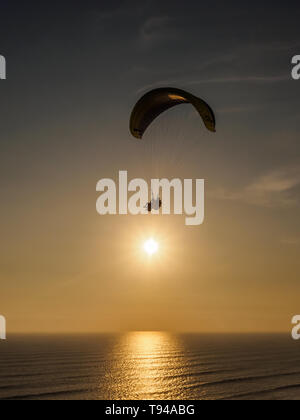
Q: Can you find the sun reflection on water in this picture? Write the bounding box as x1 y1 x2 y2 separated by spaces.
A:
103 332 186 400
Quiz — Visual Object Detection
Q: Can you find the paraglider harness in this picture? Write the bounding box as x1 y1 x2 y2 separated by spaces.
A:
145 193 162 212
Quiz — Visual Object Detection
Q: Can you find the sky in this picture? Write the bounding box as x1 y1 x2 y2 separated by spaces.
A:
0 0 300 333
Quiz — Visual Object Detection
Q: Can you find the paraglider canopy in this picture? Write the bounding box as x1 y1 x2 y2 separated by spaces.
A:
130 87 216 139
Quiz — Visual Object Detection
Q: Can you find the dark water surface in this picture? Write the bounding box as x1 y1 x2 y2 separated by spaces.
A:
0 333 299 400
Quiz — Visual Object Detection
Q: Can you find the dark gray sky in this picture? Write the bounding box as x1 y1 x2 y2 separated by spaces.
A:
1 0 300 333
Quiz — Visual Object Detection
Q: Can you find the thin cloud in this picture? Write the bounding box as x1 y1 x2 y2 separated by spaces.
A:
87 1 153 27
248 40 300 53
140 16 176 45
186 75 290 86
281 237 300 246
218 103 268 114
211 167 300 208
135 73 289 96
135 80 178 95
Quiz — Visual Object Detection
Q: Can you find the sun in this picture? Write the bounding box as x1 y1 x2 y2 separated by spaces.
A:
143 239 159 256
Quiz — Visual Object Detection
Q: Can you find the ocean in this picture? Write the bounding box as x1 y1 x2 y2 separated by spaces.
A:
0 333 299 400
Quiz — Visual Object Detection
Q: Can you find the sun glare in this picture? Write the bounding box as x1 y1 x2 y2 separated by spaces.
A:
144 239 159 256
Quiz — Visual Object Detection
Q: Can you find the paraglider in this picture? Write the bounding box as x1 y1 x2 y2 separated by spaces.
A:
129 87 216 213
130 87 216 139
